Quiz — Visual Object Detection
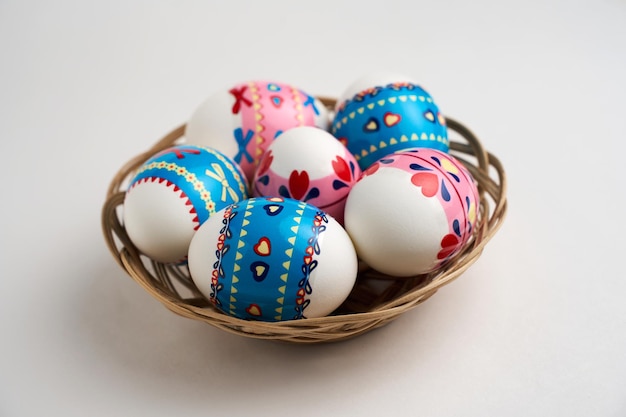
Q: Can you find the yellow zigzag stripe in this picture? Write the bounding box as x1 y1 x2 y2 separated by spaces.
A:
350 133 450 161
334 94 434 130
249 81 265 149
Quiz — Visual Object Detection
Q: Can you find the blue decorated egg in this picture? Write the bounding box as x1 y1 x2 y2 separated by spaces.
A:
332 82 449 170
123 145 249 263
188 197 358 321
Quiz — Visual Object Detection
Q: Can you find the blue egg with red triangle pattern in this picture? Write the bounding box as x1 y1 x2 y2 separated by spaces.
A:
123 145 249 264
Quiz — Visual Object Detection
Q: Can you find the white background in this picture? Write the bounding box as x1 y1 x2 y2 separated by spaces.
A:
1 1 625 416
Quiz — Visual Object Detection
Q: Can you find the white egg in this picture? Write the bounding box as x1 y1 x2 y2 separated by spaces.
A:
336 71 417 110
252 126 361 224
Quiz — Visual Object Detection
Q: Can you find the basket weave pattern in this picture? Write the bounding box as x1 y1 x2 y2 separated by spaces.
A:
101 97 507 343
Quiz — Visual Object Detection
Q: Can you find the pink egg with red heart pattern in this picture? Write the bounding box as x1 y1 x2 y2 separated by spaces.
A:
344 148 479 276
185 81 329 181
252 126 361 224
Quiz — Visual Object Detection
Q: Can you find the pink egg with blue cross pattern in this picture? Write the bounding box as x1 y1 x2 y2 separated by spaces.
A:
252 126 361 225
185 81 329 180
344 148 479 277
123 145 249 264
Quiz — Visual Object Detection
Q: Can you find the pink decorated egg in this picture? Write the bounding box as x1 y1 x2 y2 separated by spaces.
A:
252 126 361 224
185 81 329 180
344 149 479 276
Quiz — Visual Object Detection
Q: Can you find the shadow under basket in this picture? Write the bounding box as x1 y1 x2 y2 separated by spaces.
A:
101 97 508 344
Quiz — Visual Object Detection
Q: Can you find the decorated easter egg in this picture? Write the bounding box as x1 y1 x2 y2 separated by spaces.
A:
335 72 416 111
185 81 329 180
344 149 479 277
188 197 358 321
332 83 449 170
252 126 361 224
123 145 249 263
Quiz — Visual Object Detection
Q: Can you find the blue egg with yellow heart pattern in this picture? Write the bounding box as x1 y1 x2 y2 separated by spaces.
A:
332 82 449 170
188 197 358 321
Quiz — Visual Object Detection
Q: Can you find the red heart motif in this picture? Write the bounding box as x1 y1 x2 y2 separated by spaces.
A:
245 304 262 317
253 237 271 256
411 173 439 197
437 234 460 259
332 155 351 182
384 112 402 127
289 170 310 200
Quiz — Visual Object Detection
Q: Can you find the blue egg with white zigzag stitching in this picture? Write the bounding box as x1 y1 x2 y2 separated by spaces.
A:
188 197 357 321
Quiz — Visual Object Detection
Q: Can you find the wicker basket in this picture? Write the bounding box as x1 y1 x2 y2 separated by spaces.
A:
101 97 507 343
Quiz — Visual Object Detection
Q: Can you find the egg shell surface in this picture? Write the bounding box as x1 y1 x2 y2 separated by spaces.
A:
332 83 449 171
252 126 361 224
188 197 358 322
335 71 416 111
123 145 249 263
344 149 478 277
185 81 329 180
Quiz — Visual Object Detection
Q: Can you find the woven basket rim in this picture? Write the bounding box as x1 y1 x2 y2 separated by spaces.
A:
101 96 508 343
